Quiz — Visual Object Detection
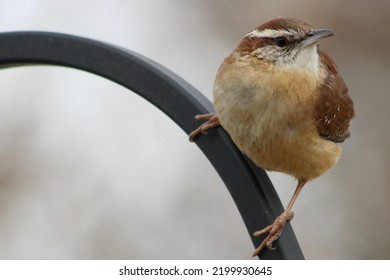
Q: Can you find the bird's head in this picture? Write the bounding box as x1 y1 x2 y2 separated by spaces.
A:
235 18 334 73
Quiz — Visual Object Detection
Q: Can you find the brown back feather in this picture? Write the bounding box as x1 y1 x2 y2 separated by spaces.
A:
315 51 355 143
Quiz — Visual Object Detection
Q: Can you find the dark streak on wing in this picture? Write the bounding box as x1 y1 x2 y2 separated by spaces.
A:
315 51 355 143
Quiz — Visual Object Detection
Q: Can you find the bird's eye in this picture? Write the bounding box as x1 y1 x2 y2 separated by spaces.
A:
275 36 287 48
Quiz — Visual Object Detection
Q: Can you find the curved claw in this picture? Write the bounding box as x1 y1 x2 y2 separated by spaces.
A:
252 211 294 257
189 113 220 141
252 228 280 256
266 234 280 250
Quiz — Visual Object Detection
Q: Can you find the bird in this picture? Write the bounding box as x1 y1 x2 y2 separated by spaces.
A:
189 17 355 257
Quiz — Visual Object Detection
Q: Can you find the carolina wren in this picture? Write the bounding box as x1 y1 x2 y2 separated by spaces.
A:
189 18 354 257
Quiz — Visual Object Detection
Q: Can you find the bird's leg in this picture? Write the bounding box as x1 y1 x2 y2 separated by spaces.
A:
189 113 220 141
252 179 307 257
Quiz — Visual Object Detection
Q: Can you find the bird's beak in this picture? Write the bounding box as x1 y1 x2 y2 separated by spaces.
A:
300 29 334 48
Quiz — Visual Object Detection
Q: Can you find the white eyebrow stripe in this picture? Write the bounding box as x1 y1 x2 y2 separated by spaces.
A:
245 28 293 38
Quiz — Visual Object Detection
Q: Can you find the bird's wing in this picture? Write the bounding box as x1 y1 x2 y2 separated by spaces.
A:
314 51 355 143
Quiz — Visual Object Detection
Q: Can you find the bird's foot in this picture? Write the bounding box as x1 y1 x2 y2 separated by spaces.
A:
189 113 220 141
252 211 294 257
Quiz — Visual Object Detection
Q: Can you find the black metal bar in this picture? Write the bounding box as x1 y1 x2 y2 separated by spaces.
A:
0 31 304 259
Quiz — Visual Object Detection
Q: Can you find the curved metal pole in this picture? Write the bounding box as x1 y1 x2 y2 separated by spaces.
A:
0 31 304 259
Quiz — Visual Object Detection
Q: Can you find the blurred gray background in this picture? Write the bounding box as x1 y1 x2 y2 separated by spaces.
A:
0 0 389 259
